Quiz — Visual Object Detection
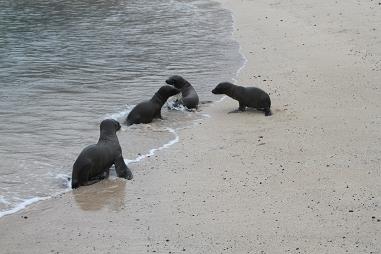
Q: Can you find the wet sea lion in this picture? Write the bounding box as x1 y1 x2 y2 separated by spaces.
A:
212 82 272 116
126 85 180 125
165 75 199 109
71 119 133 189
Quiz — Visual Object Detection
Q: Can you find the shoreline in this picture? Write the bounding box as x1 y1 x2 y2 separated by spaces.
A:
0 125 181 219
1 0 380 253
0 0 241 217
0 0 245 219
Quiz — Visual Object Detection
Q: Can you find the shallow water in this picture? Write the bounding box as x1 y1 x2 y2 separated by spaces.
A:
0 0 243 215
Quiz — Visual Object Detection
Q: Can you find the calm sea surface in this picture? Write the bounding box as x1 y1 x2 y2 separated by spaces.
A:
0 0 243 215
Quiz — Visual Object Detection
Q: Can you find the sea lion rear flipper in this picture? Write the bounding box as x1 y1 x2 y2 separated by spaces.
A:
72 161 91 189
258 107 272 116
88 171 108 181
126 117 135 126
228 109 242 114
79 163 106 186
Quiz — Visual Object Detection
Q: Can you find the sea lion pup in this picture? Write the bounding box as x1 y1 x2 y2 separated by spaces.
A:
165 75 199 109
212 82 272 116
126 85 180 125
71 119 133 189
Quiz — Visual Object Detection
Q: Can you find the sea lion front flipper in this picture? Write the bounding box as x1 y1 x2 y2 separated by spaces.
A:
115 155 133 180
154 110 163 119
228 103 246 113
238 102 246 112
228 109 243 114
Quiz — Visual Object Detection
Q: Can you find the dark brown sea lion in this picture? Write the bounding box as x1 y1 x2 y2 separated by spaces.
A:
165 75 199 109
126 85 180 125
71 119 133 189
212 82 272 116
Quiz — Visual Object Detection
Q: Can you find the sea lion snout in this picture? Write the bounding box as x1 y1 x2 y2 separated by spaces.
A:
212 82 232 94
158 85 181 97
165 79 172 85
165 76 177 86
165 75 188 89
126 85 180 125
114 120 121 131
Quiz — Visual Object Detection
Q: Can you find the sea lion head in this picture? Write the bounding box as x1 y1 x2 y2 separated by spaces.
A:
157 85 180 99
165 75 189 89
100 119 121 134
212 82 233 94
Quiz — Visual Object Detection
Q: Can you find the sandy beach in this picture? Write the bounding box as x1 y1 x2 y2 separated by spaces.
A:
1 0 380 253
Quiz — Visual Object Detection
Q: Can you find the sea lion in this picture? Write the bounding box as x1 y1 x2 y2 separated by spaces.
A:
212 82 272 116
71 119 133 189
126 85 180 125
165 75 199 109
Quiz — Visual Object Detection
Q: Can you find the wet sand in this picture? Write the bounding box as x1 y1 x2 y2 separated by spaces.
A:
0 0 380 253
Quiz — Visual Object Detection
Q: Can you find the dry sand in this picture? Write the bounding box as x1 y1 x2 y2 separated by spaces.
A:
0 0 380 253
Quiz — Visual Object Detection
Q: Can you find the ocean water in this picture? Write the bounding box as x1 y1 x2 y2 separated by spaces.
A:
0 0 243 217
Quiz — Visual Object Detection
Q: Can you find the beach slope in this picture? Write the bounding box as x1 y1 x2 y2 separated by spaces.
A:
0 0 380 253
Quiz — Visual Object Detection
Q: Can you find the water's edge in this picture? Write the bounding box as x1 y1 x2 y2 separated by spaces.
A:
0 0 246 219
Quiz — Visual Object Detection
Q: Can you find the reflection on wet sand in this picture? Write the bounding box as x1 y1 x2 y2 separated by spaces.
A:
73 179 126 211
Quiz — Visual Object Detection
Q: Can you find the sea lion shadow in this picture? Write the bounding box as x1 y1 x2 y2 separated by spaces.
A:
227 108 273 115
73 179 126 211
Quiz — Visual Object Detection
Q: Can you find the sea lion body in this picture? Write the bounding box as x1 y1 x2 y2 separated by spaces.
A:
71 119 132 189
212 82 271 116
165 75 199 109
126 85 180 125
